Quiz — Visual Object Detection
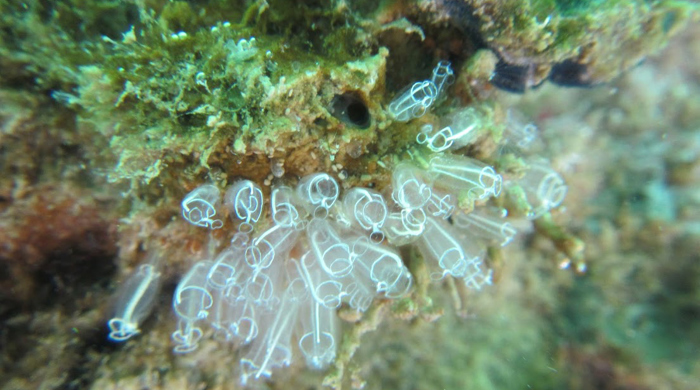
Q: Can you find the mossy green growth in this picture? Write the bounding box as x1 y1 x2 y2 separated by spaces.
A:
459 0 697 86
54 2 389 197
1 0 391 199
390 297 418 318
531 0 607 16
505 184 534 219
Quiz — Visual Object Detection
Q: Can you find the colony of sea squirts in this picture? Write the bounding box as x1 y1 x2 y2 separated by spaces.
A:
107 62 569 385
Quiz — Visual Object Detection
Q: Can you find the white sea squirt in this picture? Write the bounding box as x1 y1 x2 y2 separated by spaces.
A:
107 263 162 342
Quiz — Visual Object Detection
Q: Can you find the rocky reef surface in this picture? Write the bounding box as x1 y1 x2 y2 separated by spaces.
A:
0 1 698 389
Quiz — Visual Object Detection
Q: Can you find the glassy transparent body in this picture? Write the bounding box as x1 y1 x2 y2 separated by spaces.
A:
428 155 502 200
181 184 224 229
297 300 338 370
391 163 432 210
239 275 304 385
416 217 485 280
452 208 517 247
225 179 264 233
518 161 568 219
388 80 439 122
505 109 538 149
206 245 246 290
270 185 305 228
350 237 412 298
297 173 340 218
430 60 455 95
245 223 301 272
108 264 161 342
343 187 388 243
172 261 214 353
299 252 344 309
307 218 354 278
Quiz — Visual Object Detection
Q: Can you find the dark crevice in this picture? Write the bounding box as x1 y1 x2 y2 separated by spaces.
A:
331 92 371 129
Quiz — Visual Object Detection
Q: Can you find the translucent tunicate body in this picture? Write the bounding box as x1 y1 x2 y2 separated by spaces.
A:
452 208 517 247
343 187 388 243
107 263 161 342
424 187 455 220
416 124 456 152
225 179 264 233
416 217 485 280
462 259 494 291
207 245 247 290
382 211 425 246
448 107 481 149
416 112 478 153
388 80 439 122
245 223 301 272
239 265 306 385
297 300 338 370
388 61 453 122
391 163 432 210
224 293 261 344
297 173 339 218
243 263 284 309
428 155 502 200
172 261 214 353
505 109 538 149
181 184 224 229
298 252 344 309
270 185 305 228
307 218 354 278
430 60 455 96
518 161 567 219
350 237 412 298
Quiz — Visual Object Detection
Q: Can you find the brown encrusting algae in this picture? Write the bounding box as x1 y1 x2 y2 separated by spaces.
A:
0 1 699 389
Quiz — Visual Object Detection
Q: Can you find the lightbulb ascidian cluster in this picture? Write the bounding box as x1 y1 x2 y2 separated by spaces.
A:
107 60 570 384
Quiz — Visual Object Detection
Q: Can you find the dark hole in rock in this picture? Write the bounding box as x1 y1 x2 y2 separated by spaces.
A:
549 60 595 88
490 59 545 93
331 92 371 129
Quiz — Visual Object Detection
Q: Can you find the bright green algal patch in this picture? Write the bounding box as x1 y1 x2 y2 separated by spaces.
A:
530 0 620 16
554 0 606 15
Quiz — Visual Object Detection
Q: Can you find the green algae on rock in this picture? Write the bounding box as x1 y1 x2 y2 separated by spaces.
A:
423 0 698 90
